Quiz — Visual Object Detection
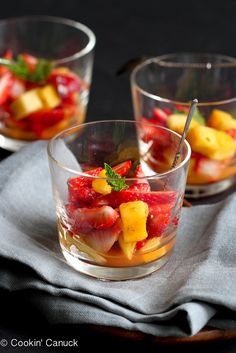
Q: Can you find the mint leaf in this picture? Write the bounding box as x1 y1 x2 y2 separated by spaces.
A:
0 55 53 83
104 163 128 191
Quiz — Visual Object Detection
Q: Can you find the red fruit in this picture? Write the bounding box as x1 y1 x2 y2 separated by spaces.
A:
70 206 119 233
152 107 168 126
112 190 177 207
136 239 147 250
27 108 65 138
174 104 189 113
21 53 38 72
82 220 121 253
226 128 236 140
49 71 81 98
112 160 132 176
0 72 13 105
147 204 173 237
68 168 103 205
163 107 172 115
9 78 25 99
141 117 171 145
129 164 151 192
68 185 99 205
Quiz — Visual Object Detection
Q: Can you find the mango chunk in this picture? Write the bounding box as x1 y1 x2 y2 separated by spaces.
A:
38 84 61 109
187 126 220 158
167 114 199 135
209 130 236 160
118 235 136 260
11 89 44 120
119 201 148 242
208 109 236 130
92 169 112 195
187 125 236 160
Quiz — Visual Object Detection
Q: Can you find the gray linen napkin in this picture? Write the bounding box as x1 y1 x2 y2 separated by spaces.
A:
0 141 236 337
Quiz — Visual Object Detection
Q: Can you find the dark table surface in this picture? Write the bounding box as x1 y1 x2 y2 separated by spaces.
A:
1 1 236 352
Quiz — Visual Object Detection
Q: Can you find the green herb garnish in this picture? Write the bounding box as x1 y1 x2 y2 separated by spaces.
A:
0 55 53 83
104 163 128 191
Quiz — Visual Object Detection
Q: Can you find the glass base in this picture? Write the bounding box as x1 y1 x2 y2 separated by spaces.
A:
185 177 236 198
0 133 30 152
61 245 173 281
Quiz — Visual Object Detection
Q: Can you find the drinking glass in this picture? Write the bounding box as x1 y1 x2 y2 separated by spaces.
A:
0 16 96 151
131 53 236 198
47 120 190 280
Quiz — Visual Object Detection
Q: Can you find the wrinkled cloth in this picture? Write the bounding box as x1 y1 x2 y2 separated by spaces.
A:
0 141 236 337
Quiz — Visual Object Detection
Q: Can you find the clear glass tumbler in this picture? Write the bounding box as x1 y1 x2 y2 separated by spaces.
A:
47 120 190 280
131 53 236 198
0 16 95 151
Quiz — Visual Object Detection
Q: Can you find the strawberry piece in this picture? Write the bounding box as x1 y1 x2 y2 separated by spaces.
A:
112 160 132 176
82 220 121 253
174 104 189 113
103 190 177 208
147 204 173 237
49 71 81 98
152 107 168 126
163 107 172 115
9 78 25 99
27 108 65 138
21 53 38 72
0 50 13 76
226 128 236 140
141 117 171 145
136 239 147 250
129 164 151 192
0 72 13 105
194 158 222 181
69 206 119 233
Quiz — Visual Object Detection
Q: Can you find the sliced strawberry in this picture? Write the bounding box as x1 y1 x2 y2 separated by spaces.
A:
68 167 103 188
163 107 172 115
68 185 99 205
152 107 168 126
0 50 13 76
141 117 171 145
9 78 25 99
129 164 151 192
49 71 81 98
112 160 132 176
106 190 177 208
136 239 147 250
174 104 189 113
21 53 38 72
70 206 119 233
226 128 236 140
194 158 223 181
0 72 13 105
82 220 121 253
147 204 173 237
27 108 65 138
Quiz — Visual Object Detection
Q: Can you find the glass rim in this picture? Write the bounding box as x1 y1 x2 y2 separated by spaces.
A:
130 52 236 106
0 15 96 64
47 119 191 180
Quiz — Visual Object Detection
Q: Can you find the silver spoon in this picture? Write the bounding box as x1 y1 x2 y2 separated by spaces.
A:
171 98 198 169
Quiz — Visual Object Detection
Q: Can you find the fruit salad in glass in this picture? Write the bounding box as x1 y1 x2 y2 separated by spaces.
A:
0 50 86 142
141 106 236 186
48 120 190 280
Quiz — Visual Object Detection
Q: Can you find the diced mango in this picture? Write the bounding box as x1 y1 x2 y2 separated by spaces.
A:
187 125 236 160
11 89 44 120
38 84 61 109
187 126 220 158
209 130 236 160
208 109 236 130
119 200 149 242
92 169 112 195
167 114 199 135
118 235 136 260
139 237 175 263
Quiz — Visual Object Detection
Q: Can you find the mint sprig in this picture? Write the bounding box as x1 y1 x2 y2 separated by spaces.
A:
0 55 53 83
104 163 128 191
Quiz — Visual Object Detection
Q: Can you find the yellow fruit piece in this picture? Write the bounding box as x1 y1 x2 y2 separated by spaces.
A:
119 200 148 242
139 237 175 263
38 84 61 109
209 130 236 160
167 114 199 135
11 88 44 120
188 125 236 160
92 169 112 195
208 109 236 130
118 235 136 260
187 126 220 158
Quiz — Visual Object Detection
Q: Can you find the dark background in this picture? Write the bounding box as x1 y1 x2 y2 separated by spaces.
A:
1 0 236 352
